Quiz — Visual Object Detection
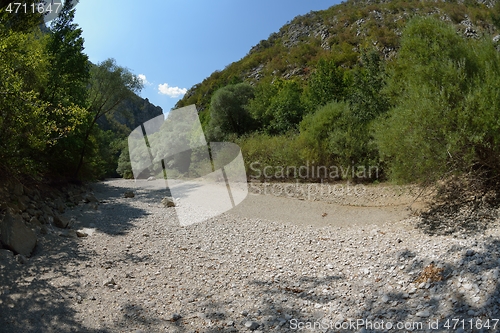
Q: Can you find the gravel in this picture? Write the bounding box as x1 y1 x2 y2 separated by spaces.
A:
1 178 500 332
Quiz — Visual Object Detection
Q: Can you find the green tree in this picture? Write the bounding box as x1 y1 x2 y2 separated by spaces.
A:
74 59 143 178
305 58 347 111
116 139 133 179
43 0 90 108
299 101 348 165
40 1 93 177
0 29 50 174
246 78 278 129
207 83 255 141
374 17 498 183
348 50 389 123
324 50 390 173
266 79 305 134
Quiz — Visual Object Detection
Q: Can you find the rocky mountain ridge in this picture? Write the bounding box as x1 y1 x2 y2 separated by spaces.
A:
176 0 500 113
97 94 163 133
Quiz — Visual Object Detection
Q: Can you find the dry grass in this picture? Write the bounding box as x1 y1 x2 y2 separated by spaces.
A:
414 264 444 284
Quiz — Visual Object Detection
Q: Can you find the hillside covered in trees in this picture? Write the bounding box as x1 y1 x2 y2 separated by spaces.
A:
3 0 500 193
0 1 162 182
166 0 500 189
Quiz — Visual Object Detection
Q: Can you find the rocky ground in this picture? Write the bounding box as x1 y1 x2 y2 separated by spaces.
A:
1 179 500 333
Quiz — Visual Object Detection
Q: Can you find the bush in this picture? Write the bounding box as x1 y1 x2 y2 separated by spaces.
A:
236 133 305 180
375 17 500 184
206 83 255 141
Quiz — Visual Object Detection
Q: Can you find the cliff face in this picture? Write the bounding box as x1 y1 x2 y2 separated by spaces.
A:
117 95 163 130
98 94 163 133
175 0 500 113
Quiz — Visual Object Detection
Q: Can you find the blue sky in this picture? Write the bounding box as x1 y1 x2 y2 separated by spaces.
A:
72 0 341 114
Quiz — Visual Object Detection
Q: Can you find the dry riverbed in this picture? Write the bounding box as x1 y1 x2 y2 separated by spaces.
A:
1 179 500 333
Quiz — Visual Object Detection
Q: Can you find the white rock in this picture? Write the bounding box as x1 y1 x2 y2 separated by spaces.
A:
416 310 430 317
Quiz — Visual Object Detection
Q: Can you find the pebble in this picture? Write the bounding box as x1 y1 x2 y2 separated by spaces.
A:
416 310 430 317
244 321 260 330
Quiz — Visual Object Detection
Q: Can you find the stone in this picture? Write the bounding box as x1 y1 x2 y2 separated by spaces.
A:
0 249 14 261
53 214 70 229
72 194 83 204
415 310 430 318
161 197 175 207
54 198 66 213
84 194 98 203
147 176 156 181
15 254 28 264
167 313 182 321
29 216 42 227
76 230 88 237
103 277 116 286
1 213 37 256
124 191 135 198
244 321 260 330
40 225 48 235
17 200 27 212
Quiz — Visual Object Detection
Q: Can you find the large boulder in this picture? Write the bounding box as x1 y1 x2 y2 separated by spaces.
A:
0 212 37 256
53 214 70 229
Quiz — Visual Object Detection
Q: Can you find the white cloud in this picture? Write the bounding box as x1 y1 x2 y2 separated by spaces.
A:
138 74 150 86
158 83 188 98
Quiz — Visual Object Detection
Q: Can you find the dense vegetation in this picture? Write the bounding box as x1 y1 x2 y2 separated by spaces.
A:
0 1 146 181
170 0 500 186
3 0 500 189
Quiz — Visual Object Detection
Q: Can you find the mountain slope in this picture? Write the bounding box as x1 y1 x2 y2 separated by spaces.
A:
175 0 500 114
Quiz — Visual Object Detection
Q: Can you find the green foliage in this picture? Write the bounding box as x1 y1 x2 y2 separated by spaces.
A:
375 17 500 183
266 80 305 134
247 79 306 134
299 101 348 166
43 1 89 108
206 83 255 141
0 0 43 32
0 25 86 176
348 50 389 123
116 139 133 179
246 78 278 128
305 58 347 112
236 133 305 179
74 58 144 178
42 2 93 177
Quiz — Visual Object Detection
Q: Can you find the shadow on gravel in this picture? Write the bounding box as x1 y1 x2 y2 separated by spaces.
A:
0 234 111 333
416 178 500 236
360 238 500 333
138 239 500 333
417 199 498 236
79 181 153 236
132 180 204 205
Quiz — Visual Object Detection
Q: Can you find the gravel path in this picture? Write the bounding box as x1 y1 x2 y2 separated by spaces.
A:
1 179 500 333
